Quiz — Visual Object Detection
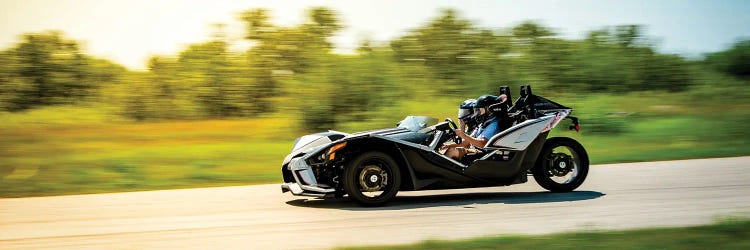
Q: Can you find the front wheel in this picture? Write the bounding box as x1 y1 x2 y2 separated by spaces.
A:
343 151 401 206
532 137 589 192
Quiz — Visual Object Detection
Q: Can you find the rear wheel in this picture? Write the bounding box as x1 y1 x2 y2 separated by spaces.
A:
343 151 401 206
532 137 589 192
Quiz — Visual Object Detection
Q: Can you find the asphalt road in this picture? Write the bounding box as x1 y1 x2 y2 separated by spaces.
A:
1 156 749 249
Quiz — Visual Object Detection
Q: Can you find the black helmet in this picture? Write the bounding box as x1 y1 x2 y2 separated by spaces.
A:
476 94 500 108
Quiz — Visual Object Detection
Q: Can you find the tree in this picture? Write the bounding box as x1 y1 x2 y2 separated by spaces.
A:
390 8 511 93
0 31 124 111
240 9 273 40
557 26 692 92
706 39 750 78
614 25 642 48
238 7 344 128
512 21 555 49
16 32 86 109
304 7 343 48
640 53 691 92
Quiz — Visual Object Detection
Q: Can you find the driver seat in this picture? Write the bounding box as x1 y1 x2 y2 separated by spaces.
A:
510 85 537 123
499 85 512 103
489 85 514 132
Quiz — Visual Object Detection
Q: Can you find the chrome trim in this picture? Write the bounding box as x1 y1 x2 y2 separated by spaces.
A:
281 183 335 197
301 184 336 193
289 158 318 186
282 156 336 196
281 183 303 195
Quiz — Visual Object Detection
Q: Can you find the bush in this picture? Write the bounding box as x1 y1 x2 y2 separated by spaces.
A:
580 115 629 135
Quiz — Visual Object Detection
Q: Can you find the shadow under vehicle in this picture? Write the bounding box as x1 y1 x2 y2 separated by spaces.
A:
281 85 588 206
285 190 605 211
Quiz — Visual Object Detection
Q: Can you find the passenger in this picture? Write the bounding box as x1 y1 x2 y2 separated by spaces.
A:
457 99 477 134
442 94 506 161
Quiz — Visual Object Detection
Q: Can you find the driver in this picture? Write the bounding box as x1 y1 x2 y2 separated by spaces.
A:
442 94 506 161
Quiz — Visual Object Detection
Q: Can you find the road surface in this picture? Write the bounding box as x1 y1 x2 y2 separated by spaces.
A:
1 156 749 249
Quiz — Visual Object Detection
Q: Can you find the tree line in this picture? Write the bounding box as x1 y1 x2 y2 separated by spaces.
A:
0 7 747 130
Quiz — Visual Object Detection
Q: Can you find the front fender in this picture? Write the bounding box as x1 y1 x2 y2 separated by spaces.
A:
336 136 420 191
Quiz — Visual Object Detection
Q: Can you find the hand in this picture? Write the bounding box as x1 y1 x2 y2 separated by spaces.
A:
440 143 456 150
454 129 465 139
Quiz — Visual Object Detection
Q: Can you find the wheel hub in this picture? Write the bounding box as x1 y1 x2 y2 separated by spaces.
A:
359 165 388 192
549 153 574 177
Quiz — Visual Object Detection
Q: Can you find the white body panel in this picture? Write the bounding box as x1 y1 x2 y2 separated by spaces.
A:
485 110 570 151
540 109 571 133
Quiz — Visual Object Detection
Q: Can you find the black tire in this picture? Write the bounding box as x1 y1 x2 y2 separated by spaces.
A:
532 137 589 192
343 151 401 206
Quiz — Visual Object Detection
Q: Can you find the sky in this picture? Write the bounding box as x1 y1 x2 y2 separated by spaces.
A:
1 0 748 70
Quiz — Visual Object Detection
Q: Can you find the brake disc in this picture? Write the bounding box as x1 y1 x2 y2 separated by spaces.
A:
549 153 573 177
359 165 388 192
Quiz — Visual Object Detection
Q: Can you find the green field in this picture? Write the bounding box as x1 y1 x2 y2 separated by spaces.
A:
2 3 749 198
1 92 749 197
338 219 750 250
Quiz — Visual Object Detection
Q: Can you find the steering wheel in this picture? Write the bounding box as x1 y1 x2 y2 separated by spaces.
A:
444 118 462 144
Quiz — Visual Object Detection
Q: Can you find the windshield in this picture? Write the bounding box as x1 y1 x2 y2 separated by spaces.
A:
397 116 437 132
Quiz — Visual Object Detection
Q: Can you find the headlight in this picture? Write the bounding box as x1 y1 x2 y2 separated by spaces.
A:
325 142 347 161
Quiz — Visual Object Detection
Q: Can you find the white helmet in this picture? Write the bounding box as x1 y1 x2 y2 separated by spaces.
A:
458 99 477 120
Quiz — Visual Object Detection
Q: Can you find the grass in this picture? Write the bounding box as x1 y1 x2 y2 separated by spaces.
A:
0 116 296 197
1 92 749 197
337 219 750 250
554 114 750 164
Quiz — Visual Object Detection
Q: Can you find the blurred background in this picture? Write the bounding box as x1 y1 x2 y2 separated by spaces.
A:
1 0 748 197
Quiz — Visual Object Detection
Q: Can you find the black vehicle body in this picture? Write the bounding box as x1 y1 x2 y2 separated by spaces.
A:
281 85 588 206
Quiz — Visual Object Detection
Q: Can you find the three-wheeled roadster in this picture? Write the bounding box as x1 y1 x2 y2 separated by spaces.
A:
281 85 588 206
